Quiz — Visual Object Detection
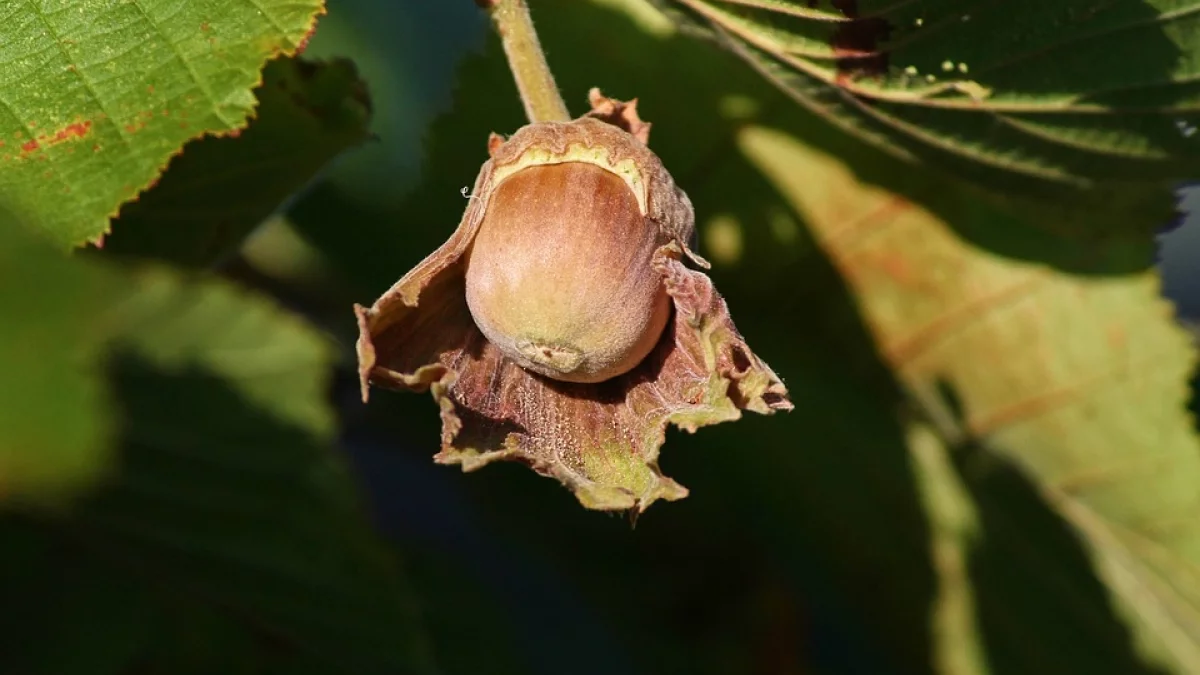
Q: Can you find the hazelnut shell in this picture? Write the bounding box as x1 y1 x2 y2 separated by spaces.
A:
465 161 671 383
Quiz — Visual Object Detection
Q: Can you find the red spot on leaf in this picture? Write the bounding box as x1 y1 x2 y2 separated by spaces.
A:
53 121 92 143
228 128 242 138
19 120 93 156
1107 325 1127 349
147 85 155 94
879 255 912 285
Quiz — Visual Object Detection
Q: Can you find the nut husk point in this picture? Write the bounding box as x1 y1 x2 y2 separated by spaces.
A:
354 91 790 512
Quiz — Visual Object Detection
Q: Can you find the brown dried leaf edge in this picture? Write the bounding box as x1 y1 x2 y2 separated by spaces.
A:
355 100 791 513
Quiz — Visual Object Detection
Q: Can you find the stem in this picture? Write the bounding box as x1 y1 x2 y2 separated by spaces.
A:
482 0 571 123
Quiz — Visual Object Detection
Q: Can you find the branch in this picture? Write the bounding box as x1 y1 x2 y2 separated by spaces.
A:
479 0 571 123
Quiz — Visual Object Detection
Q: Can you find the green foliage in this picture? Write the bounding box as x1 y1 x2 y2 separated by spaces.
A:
2 0 1200 673
101 57 372 269
0 0 322 246
0 223 124 504
738 122 1200 672
650 0 1200 233
0 221 431 672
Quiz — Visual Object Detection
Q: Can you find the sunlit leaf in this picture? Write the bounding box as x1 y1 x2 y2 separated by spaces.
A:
101 56 372 269
0 0 324 246
0 222 122 505
741 120 1200 674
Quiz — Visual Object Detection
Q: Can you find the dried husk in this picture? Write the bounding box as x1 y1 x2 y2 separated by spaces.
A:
354 93 790 512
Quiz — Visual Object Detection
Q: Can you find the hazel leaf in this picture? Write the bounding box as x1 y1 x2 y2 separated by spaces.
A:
0 0 324 247
0 221 124 506
99 56 372 269
740 122 1200 674
651 0 1200 235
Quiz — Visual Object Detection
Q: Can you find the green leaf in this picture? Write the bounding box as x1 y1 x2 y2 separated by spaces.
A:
0 221 124 505
110 264 337 438
101 56 372 269
93 272 430 671
739 120 1200 673
0 220 431 671
0 0 324 247
68 356 433 673
649 0 1200 232
0 216 334 504
105 276 431 671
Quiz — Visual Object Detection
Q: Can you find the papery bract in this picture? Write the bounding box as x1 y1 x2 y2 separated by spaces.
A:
355 91 790 512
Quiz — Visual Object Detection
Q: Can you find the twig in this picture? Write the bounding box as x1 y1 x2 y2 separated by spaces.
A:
479 0 571 123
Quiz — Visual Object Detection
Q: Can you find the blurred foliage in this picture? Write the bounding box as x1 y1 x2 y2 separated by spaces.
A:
0 221 432 673
2 0 1200 674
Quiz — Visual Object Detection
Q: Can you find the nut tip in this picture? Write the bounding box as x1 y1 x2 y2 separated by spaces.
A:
517 339 585 375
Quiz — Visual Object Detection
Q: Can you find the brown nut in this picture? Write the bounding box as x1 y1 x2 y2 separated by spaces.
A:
353 95 791 513
464 161 670 383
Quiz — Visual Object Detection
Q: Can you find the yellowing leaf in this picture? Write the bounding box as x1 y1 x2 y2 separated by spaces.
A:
740 123 1200 673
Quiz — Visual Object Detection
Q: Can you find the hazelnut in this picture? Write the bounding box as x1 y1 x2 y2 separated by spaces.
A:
464 161 670 383
354 94 790 512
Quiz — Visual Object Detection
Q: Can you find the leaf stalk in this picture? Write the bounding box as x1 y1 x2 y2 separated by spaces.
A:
480 0 571 123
